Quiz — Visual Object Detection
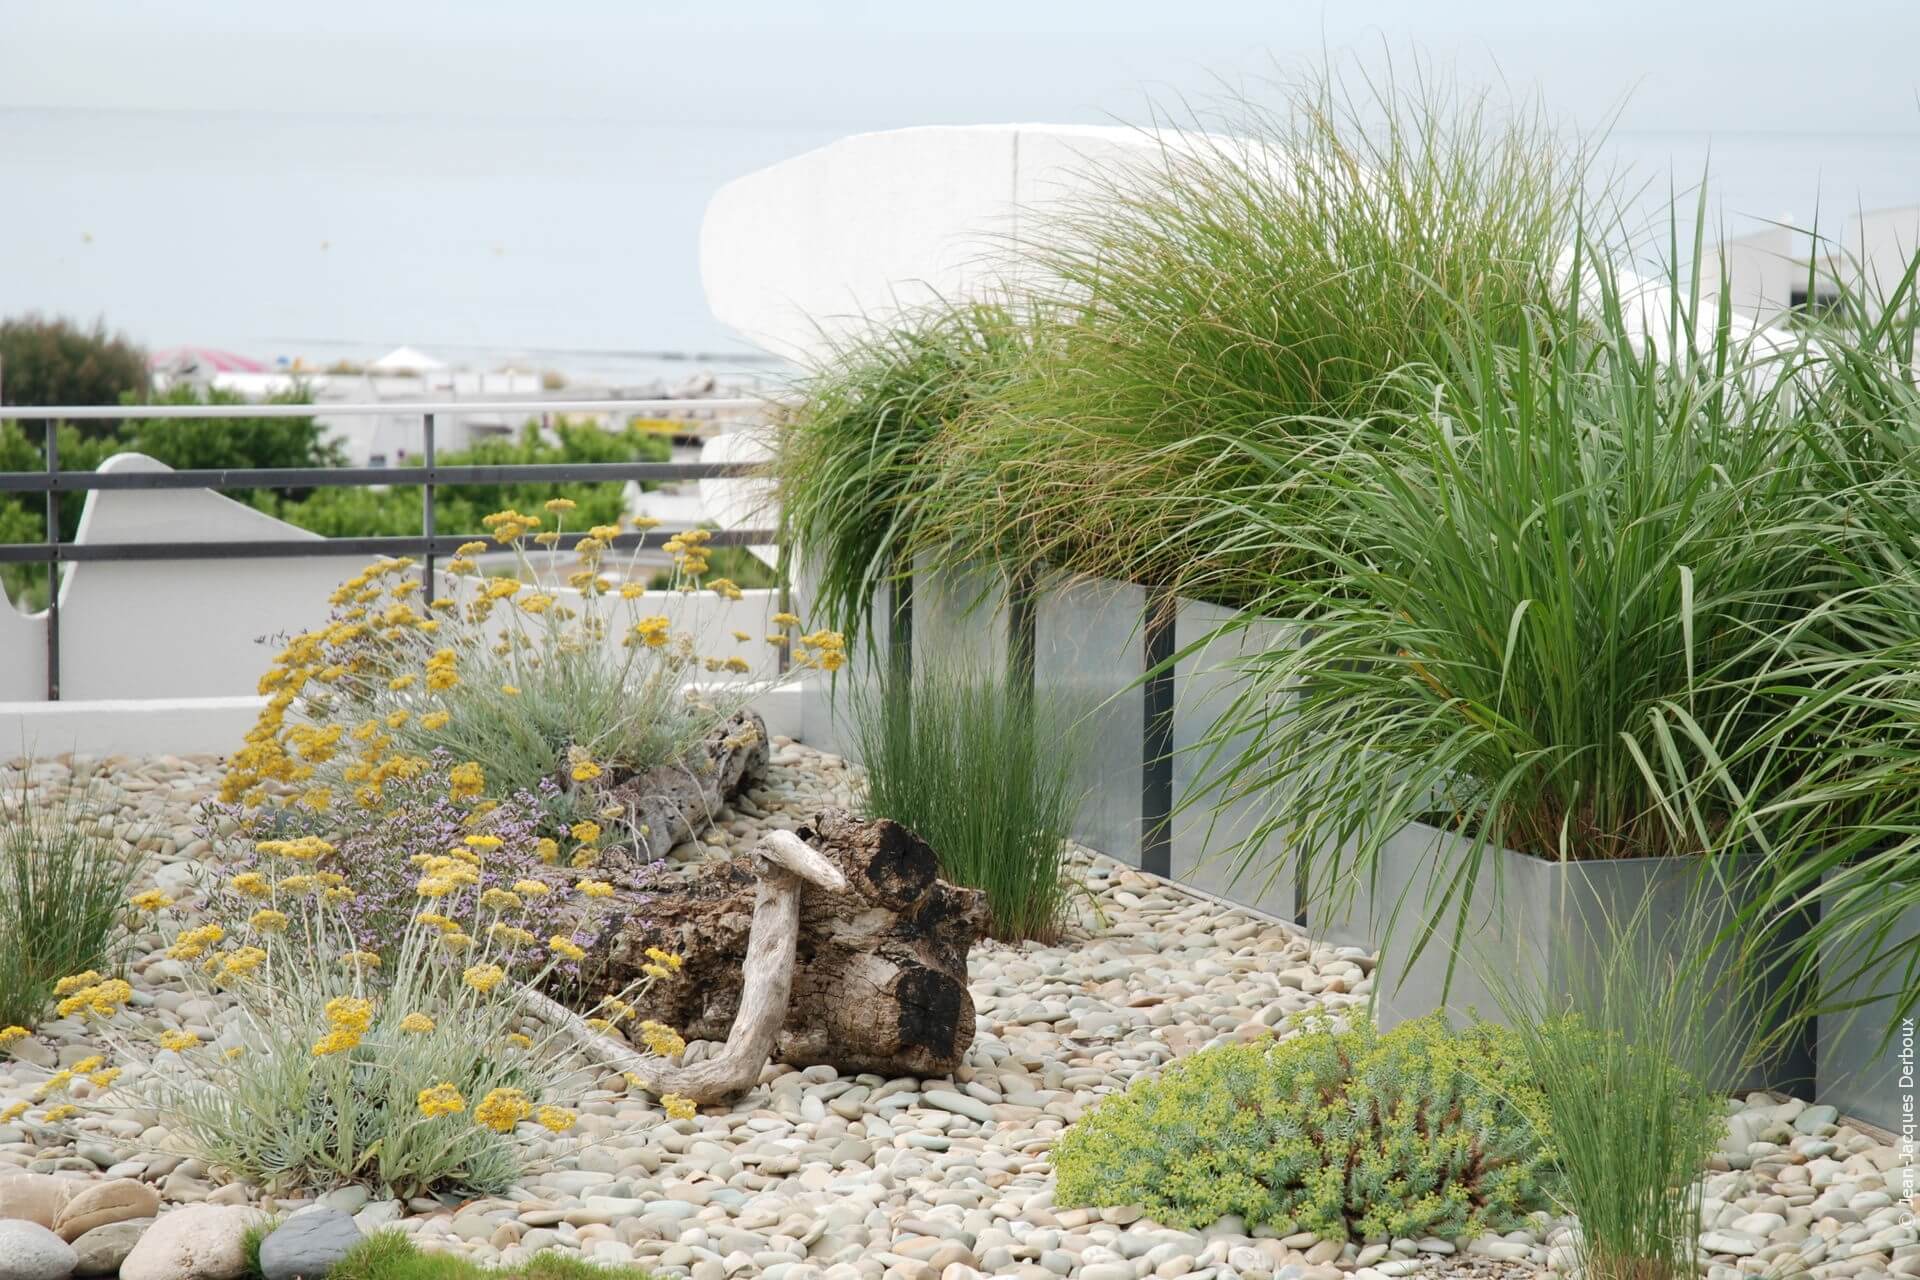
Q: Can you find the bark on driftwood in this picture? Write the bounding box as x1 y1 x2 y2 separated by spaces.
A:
597 708 769 859
581 808 991 1085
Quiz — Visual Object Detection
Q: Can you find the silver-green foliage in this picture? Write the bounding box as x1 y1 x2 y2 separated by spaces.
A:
1053 1015 1553 1241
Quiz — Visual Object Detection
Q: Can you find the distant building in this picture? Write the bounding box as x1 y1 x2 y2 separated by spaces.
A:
1710 206 1920 327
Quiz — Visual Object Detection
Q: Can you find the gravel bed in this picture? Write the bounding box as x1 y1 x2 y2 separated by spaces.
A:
0 746 1915 1280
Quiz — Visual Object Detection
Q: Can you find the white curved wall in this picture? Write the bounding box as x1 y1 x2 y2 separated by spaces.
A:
700 124 1166 365
57 453 372 701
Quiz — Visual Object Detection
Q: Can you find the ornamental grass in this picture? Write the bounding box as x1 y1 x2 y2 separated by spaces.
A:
0 769 141 1029
779 56 1597 618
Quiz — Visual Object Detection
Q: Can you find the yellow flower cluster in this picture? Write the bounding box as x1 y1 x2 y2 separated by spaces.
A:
167 924 225 962
638 1020 686 1058
418 1081 466 1117
473 1086 533 1132
129 889 171 912
156 1029 200 1052
0 1026 29 1050
641 946 685 981
313 995 374 1056
662 1093 698 1122
462 963 505 995
54 976 134 1020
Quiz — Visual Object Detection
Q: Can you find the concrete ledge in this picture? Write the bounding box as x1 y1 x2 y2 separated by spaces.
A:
0 695 264 759
0 680 809 764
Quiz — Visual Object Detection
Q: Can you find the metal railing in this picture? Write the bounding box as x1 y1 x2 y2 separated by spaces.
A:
0 399 780 701
0 397 1182 885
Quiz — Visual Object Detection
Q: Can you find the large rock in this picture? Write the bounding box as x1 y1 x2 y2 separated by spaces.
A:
54 1178 161 1241
0 1173 81 1228
258 1209 362 1280
0 1219 78 1280
119 1205 265 1280
71 1219 153 1276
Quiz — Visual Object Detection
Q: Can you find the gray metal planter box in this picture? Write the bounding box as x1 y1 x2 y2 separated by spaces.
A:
1312 820 1813 1093
1817 889 1920 1132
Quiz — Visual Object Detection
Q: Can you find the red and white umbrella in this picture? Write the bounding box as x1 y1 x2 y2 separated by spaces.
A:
148 346 269 374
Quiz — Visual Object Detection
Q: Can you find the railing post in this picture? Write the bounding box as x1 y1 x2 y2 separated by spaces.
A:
1007 566 1036 700
43 420 59 702
1141 585 1175 876
420 413 437 597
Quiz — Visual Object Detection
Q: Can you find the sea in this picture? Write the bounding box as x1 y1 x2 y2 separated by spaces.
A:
3 106 1918 385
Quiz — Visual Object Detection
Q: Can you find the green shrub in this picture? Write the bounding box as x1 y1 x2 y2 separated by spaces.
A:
0 770 140 1028
257 420 670 539
852 660 1083 941
0 314 147 436
1052 1015 1553 1241
1485 904 1725 1280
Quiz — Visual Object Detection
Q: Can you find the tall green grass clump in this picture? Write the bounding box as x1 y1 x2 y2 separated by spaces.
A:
1186 242 1855 949
0 769 140 1028
921 57 1595 603
776 302 1037 646
1486 904 1726 1280
853 660 1083 941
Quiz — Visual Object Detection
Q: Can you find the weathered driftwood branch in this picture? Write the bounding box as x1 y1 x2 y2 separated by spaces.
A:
580 808 992 1091
521 827 862 1104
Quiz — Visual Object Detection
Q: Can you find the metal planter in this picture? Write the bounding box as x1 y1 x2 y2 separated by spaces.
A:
1316 820 1813 1093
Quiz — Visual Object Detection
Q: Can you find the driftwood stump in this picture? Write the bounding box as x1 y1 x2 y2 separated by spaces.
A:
591 709 770 861
579 808 990 1090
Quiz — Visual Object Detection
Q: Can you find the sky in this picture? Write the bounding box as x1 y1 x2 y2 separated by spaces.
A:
1 1 1917 360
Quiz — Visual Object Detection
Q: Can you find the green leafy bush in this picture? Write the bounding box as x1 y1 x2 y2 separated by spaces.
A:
0 770 140 1028
1053 1016 1553 1241
852 659 1083 941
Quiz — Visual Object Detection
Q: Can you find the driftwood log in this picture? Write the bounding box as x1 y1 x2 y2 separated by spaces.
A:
550 808 990 1100
596 708 769 860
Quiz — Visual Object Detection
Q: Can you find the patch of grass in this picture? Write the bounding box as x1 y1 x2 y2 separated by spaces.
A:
1485 901 1727 1280
852 659 1084 942
0 767 141 1027
324 1232 655 1280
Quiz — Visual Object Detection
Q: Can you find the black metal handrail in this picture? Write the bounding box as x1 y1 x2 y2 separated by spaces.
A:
0 401 780 701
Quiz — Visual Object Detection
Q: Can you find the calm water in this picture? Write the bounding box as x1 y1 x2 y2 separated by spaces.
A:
3 107 1917 376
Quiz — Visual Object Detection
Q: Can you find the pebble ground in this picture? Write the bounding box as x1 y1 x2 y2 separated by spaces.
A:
0 746 1914 1280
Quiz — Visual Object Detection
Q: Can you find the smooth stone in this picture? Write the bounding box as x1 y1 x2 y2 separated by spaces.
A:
121 1205 266 1280
0 1219 79 1280
1701 1230 1762 1257
71 1220 153 1276
0 1173 80 1228
55 1179 162 1241
259 1208 364 1280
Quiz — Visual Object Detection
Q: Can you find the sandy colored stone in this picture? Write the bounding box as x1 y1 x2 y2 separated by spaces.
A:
119 1204 265 1280
0 1171 82 1229
71 1219 154 1276
54 1177 161 1241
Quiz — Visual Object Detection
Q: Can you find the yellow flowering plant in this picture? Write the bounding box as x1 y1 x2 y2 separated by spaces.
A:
0 824 689 1198
222 509 845 837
